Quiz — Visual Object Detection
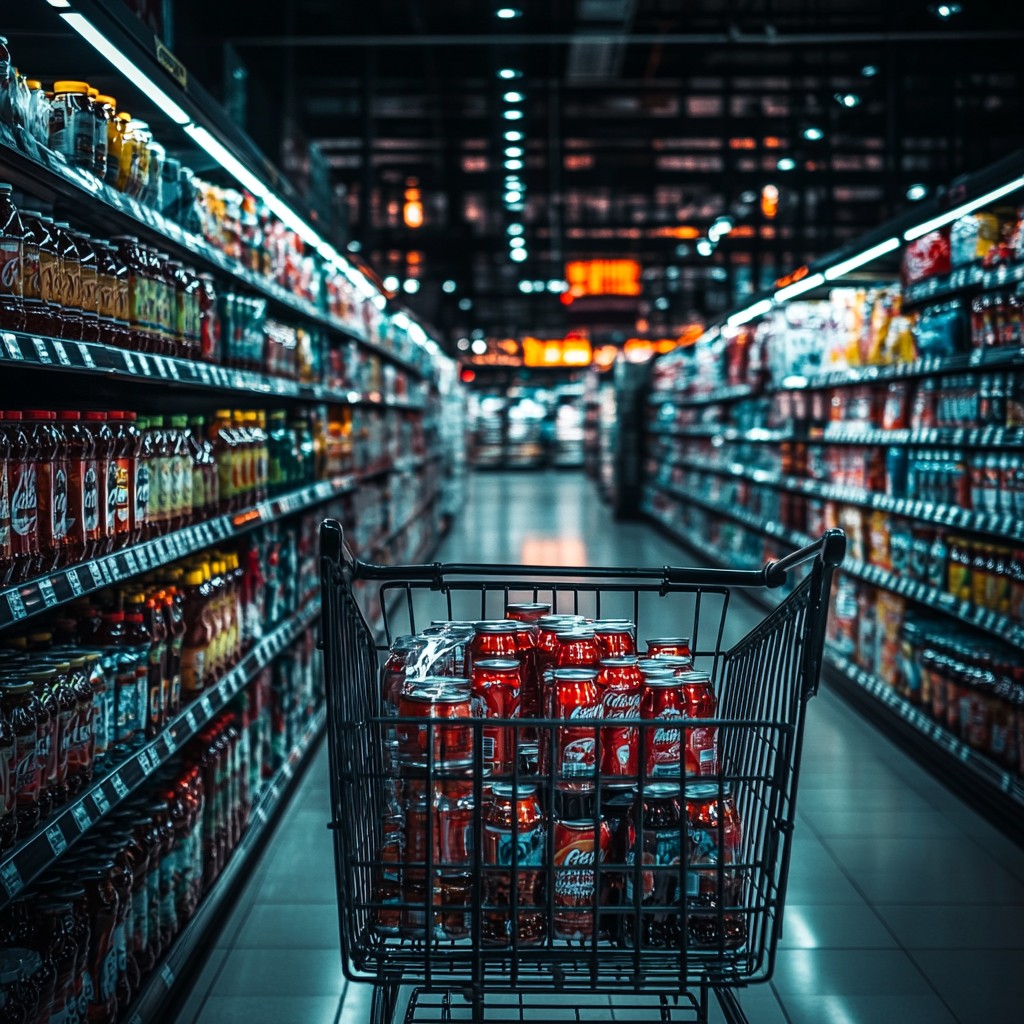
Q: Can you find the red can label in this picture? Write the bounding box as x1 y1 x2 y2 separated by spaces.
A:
601 688 639 776
552 819 610 939
646 708 682 778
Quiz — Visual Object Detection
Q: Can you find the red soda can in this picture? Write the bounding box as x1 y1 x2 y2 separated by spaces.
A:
640 672 686 778
593 621 637 658
467 621 519 677
647 655 691 675
436 772 475 875
513 622 542 732
505 602 551 622
552 817 612 940
536 615 586 675
396 681 474 767
646 637 694 666
596 656 642 777
471 658 522 774
555 627 600 669
546 668 601 791
679 671 718 776
380 635 426 715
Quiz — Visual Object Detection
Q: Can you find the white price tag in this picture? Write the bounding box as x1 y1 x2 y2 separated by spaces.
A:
161 964 174 987
200 696 214 718
66 568 84 596
3 335 21 360
185 708 198 732
71 802 92 832
0 860 22 896
139 749 154 775
124 550 139 575
136 353 151 375
123 352 136 374
77 343 95 368
5 588 26 619
52 341 71 366
93 788 110 815
197 363 211 385
87 562 104 588
167 360 180 381
45 823 68 856
111 774 129 799
37 577 58 608
32 338 52 364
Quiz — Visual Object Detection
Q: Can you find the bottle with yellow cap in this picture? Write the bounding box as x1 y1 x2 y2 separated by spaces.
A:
109 110 132 191
24 79 48 146
48 81 94 170
89 90 114 180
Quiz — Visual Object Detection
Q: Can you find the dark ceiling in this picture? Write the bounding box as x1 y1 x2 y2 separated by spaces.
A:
149 1 1024 344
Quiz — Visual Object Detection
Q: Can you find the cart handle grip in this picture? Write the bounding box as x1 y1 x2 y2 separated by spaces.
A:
321 521 845 590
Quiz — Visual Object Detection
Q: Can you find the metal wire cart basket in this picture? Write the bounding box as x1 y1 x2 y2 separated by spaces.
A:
319 521 845 1024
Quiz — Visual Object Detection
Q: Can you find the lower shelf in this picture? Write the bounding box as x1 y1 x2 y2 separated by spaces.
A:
122 708 327 1024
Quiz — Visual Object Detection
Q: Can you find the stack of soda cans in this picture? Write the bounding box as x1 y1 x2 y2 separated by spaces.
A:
372 603 745 949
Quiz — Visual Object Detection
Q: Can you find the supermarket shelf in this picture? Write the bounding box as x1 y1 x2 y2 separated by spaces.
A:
824 654 1024 842
0 475 357 630
659 452 1024 544
902 259 1024 308
646 478 1024 649
648 425 795 443
0 331 426 411
0 127 428 381
369 489 442 556
123 706 326 1024
0 599 320 908
648 384 754 408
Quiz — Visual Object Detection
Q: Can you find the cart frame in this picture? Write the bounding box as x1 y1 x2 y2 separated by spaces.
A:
319 522 845 1024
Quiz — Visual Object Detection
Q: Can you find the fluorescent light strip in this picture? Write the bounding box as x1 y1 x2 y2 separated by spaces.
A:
183 124 268 198
903 178 1024 241
60 13 190 124
824 237 900 280
727 299 773 327
774 272 825 303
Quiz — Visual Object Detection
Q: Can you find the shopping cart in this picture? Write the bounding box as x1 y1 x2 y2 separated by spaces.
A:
319 521 845 1024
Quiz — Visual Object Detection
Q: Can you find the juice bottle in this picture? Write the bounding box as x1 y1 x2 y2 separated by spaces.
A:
107 109 131 189
143 593 168 736
169 416 191 531
196 273 220 363
204 560 225 686
125 594 159 740
0 183 25 332
71 229 100 344
82 411 114 556
52 222 83 342
59 410 96 566
180 568 212 701
20 211 59 338
209 410 236 514
147 415 168 536
231 411 252 507
162 587 184 717
185 416 207 521
111 236 151 351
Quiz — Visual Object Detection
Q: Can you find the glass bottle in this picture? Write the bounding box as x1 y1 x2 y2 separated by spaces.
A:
82 411 114 556
0 183 25 332
0 679 40 838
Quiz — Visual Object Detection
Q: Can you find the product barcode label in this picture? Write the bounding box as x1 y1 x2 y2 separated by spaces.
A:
77 343 95 368
0 861 22 896
482 737 495 761
32 338 52 364
200 696 214 718
45 824 67 856
124 550 139 575
111 774 129 799
6 589 26 620
66 568 84 596
71 802 92 832
93 788 110 815
123 352 136 374
87 563 104 589
37 577 58 608
52 341 71 366
3 335 21 360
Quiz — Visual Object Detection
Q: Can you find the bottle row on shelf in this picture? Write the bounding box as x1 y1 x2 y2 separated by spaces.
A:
0 186 428 401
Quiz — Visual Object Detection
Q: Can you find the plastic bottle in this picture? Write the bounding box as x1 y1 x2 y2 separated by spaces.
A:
106 412 132 549
27 664 57 819
170 416 192 530
0 183 25 332
180 569 212 701
59 410 97 566
94 239 130 348
106 109 130 189
5 413 36 582
124 594 157 740
52 221 83 342
0 416 9 587
48 82 94 170
81 412 113 557
70 228 100 344
24 410 62 574
209 410 236 514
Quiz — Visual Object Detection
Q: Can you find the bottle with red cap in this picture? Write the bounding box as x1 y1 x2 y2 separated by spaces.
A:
0 183 26 332
6 411 38 581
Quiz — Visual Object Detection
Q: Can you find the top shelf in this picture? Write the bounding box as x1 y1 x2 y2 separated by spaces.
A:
0 126 430 382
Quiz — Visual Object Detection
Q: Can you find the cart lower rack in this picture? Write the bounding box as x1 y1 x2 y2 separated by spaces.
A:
319 522 845 1024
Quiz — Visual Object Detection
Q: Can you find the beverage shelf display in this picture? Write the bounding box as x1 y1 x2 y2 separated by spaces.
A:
642 153 1024 832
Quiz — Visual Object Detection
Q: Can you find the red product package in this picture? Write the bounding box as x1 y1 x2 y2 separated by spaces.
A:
902 229 951 285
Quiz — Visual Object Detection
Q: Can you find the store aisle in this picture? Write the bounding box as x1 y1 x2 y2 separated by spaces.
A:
173 472 1024 1024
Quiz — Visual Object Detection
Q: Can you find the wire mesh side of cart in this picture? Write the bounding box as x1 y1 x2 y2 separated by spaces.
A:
319 524 843 995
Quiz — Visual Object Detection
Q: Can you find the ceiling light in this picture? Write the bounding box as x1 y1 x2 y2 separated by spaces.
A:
347 240 362 252
519 281 534 293
505 146 523 158
442 279 457 293
824 237 901 280
498 68 521 79
382 275 399 292
861 64 878 77
905 183 928 201
471 339 488 355
507 202 525 212
61 12 190 124
547 280 566 293
504 130 523 141
496 7 521 18
709 216 733 240
727 299 773 327
507 223 524 235
505 159 523 171
184 124 268 198
654 297 669 311
776 157 797 172
930 2 962 18
503 110 524 121
834 92 861 108
456 337 470 350
510 248 528 262
503 91 524 103
802 126 824 141
740 190 757 204
510 237 526 248
774 272 825 302
504 190 522 203
696 239 714 257
904 177 1024 240
458 298 473 311
402 279 420 294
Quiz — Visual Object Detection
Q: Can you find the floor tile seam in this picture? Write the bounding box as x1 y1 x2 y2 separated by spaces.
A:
795 814 965 1023
180 947 233 1023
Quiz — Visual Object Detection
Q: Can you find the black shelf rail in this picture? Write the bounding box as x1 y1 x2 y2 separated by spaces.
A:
654 451 1024 544
0 598 320 907
0 130 429 382
0 331 428 410
645 478 1024 649
902 258 1024 308
0 474 357 629
649 345 1024 410
121 706 326 1024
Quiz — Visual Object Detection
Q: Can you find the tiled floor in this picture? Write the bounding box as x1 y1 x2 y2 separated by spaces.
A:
172 472 1024 1024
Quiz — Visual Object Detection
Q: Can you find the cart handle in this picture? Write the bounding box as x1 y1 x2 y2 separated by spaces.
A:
320 521 845 591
